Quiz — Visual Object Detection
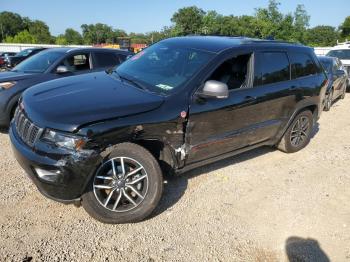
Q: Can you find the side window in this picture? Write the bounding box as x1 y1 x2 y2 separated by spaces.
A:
254 52 290 86
208 53 252 90
60 53 90 72
290 52 318 79
94 52 121 68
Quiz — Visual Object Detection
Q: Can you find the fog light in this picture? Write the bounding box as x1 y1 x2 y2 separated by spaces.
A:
35 168 61 182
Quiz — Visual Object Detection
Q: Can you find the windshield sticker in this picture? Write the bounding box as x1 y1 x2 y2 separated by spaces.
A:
156 84 173 90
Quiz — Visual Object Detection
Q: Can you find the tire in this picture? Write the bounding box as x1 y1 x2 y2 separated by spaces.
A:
82 142 163 224
324 90 333 111
277 110 313 153
341 86 346 99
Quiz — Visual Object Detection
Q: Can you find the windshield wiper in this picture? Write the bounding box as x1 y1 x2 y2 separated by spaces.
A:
114 71 148 91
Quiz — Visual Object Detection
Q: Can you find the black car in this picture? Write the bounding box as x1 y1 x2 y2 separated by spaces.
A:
5 48 46 68
10 36 327 223
318 56 347 111
0 47 132 127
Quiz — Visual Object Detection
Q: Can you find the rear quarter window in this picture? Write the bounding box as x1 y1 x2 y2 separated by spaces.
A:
290 52 319 79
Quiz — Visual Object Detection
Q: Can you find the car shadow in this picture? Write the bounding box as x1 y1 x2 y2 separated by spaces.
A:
285 236 330 262
0 127 9 134
151 146 274 218
152 122 321 219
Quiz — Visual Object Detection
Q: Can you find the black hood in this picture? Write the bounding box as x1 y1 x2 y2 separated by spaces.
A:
22 71 164 132
0 71 39 82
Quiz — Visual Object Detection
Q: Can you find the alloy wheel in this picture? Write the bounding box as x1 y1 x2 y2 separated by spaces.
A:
93 157 149 213
290 116 310 147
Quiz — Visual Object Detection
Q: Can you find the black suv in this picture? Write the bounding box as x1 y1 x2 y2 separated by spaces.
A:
10 37 327 223
0 47 132 127
5 48 46 68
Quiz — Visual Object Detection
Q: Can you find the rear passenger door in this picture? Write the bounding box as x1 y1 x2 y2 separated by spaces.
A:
92 51 126 70
246 51 298 145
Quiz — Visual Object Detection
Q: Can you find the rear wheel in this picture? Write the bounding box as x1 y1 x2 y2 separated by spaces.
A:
324 90 333 111
277 110 313 153
82 143 163 224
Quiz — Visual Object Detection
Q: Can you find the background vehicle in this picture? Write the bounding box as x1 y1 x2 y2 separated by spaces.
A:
0 47 132 127
5 48 46 68
318 56 347 111
0 52 17 69
10 37 327 223
326 42 350 88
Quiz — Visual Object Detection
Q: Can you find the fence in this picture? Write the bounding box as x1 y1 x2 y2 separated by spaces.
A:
0 43 92 52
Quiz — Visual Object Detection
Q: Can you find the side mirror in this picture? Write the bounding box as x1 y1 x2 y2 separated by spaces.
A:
199 80 229 99
335 69 345 76
56 65 69 74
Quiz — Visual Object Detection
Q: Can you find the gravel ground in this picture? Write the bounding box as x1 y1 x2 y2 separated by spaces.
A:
1 97 350 262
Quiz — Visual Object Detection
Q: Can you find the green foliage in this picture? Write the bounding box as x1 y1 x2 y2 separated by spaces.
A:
28 20 52 43
55 35 68 45
305 26 340 47
63 28 83 45
171 6 205 35
5 30 38 44
340 16 350 38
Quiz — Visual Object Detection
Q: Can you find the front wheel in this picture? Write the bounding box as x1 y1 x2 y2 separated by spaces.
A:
82 143 163 224
277 110 313 153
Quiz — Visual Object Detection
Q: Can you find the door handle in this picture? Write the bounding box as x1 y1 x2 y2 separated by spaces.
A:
244 96 256 102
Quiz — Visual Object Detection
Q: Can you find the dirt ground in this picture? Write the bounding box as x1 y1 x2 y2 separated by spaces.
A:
1 97 350 262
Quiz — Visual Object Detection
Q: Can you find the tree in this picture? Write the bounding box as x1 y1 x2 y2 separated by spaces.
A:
55 35 68 45
171 6 205 35
340 16 350 38
292 4 310 43
64 28 83 44
202 11 223 35
305 26 339 46
28 20 52 43
5 30 38 44
0 11 27 41
81 23 115 44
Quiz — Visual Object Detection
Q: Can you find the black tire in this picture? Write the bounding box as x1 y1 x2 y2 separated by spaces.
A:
82 142 163 224
277 110 313 153
324 90 333 111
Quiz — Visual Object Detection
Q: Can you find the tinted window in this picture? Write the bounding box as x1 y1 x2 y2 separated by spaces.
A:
327 49 350 60
94 52 121 68
254 52 290 86
319 59 332 73
290 52 318 79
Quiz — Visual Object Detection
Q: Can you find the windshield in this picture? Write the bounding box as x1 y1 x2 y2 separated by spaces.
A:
116 42 214 95
319 59 332 73
13 51 63 73
327 49 350 60
15 49 33 57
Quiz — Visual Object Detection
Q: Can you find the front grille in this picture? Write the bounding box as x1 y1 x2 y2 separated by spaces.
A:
14 107 43 147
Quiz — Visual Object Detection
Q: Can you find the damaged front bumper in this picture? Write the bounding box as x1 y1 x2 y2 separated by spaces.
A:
9 123 101 204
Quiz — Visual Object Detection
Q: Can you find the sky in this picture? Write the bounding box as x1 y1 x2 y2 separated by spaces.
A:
1 0 349 36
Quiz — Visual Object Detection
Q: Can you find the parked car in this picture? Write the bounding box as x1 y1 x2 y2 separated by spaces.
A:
10 36 327 223
326 43 350 88
0 47 132 127
5 48 46 68
318 56 347 111
0 52 17 68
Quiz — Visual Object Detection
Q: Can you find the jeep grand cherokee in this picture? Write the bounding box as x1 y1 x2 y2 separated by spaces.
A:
10 36 327 223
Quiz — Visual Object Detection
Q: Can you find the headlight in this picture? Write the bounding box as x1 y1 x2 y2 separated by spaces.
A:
42 129 86 150
0 81 16 90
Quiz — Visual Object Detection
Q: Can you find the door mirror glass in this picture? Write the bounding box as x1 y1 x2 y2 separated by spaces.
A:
200 80 229 99
56 65 69 74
